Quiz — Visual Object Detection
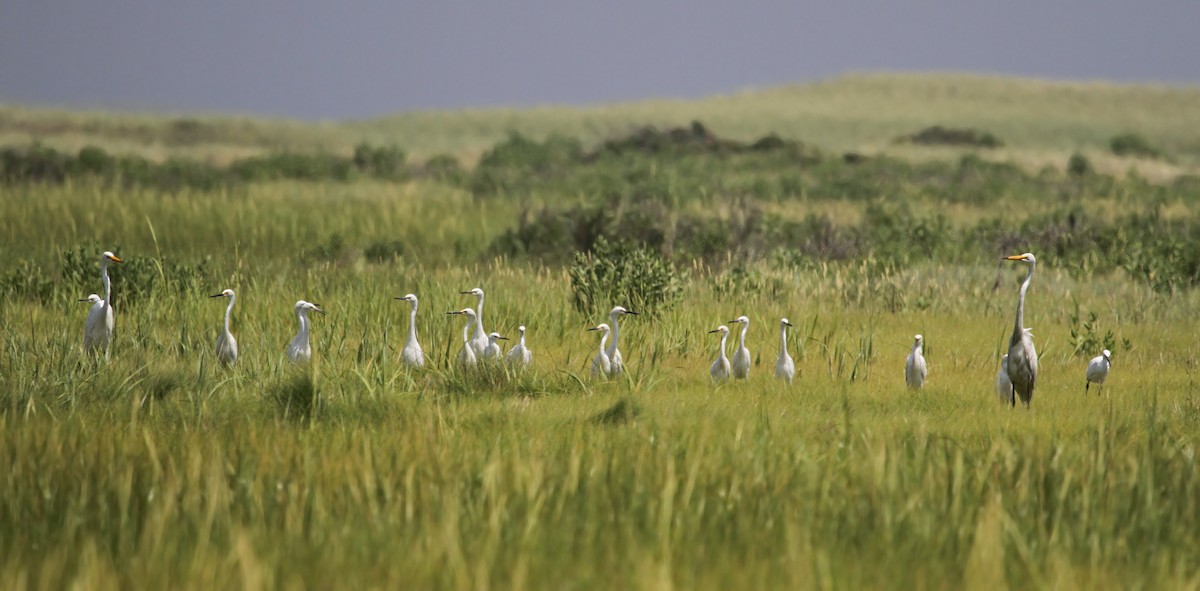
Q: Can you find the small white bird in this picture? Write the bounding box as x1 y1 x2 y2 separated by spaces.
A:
606 306 638 375
995 354 1014 405
906 334 927 389
728 315 751 379
209 289 238 367
78 293 105 352
709 325 731 382
484 331 509 360
448 308 479 368
775 318 795 384
286 300 324 364
83 251 122 358
460 287 489 358
1085 349 1111 395
588 323 612 377
394 293 424 369
507 325 532 369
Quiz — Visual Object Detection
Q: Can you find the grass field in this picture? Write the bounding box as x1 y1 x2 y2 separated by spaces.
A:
3 74 1200 589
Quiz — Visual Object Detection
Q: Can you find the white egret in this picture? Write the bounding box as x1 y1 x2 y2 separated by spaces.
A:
995 354 1014 405
286 300 324 364
709 325 731 382
728 315 751 379
507 325 532 369
905 334 927 389
1085 349 1111 395
394 294 424 368
460 288 488 357
484 331 509 360
83 251 122 358
1004 253 1038 408
209 289 238 367
79 293 104 351
606 306 638 375
775 318 795 384
588 323 612 377
448 308 479 368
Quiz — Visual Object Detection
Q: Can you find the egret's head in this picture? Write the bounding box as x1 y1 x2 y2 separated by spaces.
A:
295 300 324 315
780 318 793 327
1102 349 1111 360
489 332 508 342
448 308 476 319
79 294 102 304
210 288 234 299
518 325 526 333
102 251 123 263
913 334 923 346
1004 252 1036 264
588 323 611 334
610 306 638 318
728 315 749 325
395 293 418 303
709 325 730 335
461 288 484 298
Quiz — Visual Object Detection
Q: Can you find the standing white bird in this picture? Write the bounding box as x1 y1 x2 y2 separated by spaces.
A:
709 325 732 382
606 306 638 375
1085 349 1111 395
79 293 104 350
209 289 238 367
461 288 488 358
484 332 509 360
775 318 795 384
507 325 532 369
588 323 612 377
394 294 424 368
448 308 479 368
286 300 324 364
905 334 927 389
728 315 751 379
1004 253 1039 408
83 251 122 358
995 354 1014 405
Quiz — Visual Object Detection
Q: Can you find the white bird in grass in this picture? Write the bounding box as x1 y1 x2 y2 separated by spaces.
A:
461 288 488 358
507 325 532 369
209 289 238 367
775 318 795 384
394 293 424 368
1004 253 1039 408
1085 349 1111 395
709 325 731 382
606 306 638 375
588 323 612 377
286 300 324 364
83 251 122 358
728 315 751 379
996 354 1014 405
448 308 479 368
905 334 927 389
484 332 509 360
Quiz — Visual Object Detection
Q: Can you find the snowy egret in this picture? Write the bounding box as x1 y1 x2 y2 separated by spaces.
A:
728 315 751 379
709 325 731 382
775 318 795 384
484 332 509 360
448 308 479 368
996 354 1014 405
588 324 612 377
1085 349 1111 395
507 325 532 369
905 334 927 389
209 289 238 367
394 294 424 368
1004 253 1038 408
83 251 122 357
286 300 324 364
606 306 638 375
78 294 104 352
460 288 488 357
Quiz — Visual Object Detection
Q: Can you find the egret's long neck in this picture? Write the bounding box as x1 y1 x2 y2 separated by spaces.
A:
407 302 419 345
462 317 472 344
474 294 485 335
101 259 111 310
519 331 526 348
297 310 309 340
719 332 729 360
224 294 235 334
599 332 609 356
779 324 788 353
738 321 749 349
608 314 620 353
1014 261 1035 334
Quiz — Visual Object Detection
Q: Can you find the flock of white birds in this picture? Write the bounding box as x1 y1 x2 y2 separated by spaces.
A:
78 251 1112 403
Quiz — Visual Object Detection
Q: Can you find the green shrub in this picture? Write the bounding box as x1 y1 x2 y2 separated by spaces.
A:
1110 133 1163 159
1068 153 1092 176
897 126 1003 148
568 236 684 316
363 240 405 263
0 260 55 304
353 143 407 179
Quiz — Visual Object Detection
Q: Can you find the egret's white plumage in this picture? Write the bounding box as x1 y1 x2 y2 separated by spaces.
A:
1085 349 1111 394
83 251 122 358
461 288 488 357
286 300 324 364
728 315 751 379
448 308 478 368
775 318 795 384
210 289 238 367
1004 253 1039 408
79 293 105 353
996 354 1014 405
709 325 731 382
905 334 927 389
606 306 638 375
588 323 612 377
484 332 508 360
395 294 424 368
507 325 532 369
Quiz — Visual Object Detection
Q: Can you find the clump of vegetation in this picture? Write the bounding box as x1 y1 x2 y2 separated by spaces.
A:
1067 152 1092 176
363 239 405 264
1109 132 1164 159
896 126 1003 148
0 260 55 303
569 236 684 315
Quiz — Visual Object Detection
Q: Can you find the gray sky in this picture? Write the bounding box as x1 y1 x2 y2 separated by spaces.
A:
2 0 1197 120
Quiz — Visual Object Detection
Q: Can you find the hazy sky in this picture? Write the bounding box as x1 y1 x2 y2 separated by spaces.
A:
2 1 1197 120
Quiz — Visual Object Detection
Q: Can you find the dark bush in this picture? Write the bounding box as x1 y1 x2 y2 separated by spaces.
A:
353 143 407 179
364 240 405 263
1068 153 1092 177
897 126 1003 148
568 236 684 316
1109 132 1163 159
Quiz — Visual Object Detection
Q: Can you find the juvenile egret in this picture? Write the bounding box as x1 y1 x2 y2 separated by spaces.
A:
460 288 488 357
286 300 324 364
709 325 731 382
606 306 638 375
1004 253 1038 408
484 332 509 360
1085 349 1111 395
507 325 532 369
448 308 479 368
83 251 122 357
588 324 612 377
905 334 927 389
775 318 795 384
728 315 751 379
995 354 1014 405
209 289 238 367
394 294 424 368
